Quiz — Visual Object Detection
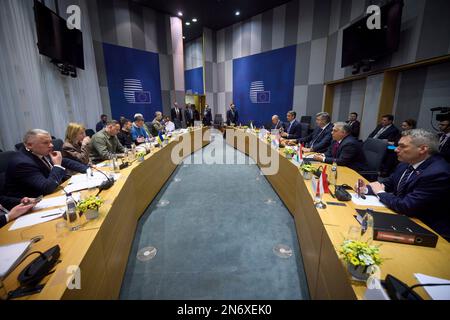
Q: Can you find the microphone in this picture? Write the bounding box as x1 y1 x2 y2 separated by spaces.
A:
89 165 115 195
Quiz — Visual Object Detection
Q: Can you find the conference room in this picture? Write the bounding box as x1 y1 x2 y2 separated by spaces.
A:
1 0 450 306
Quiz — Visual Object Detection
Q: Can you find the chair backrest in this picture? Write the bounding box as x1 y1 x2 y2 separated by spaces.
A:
300 123 309 139
52 139 64 152
213 114 223 124
300 116 311 125
15 142 24 151
363 138 389 172
85 129 95 138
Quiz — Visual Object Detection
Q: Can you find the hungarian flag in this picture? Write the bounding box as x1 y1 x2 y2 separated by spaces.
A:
315 165 330 197
296 143 304 163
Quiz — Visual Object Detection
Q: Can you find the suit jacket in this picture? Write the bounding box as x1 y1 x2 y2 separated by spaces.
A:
5 148 88 198
185 108 194 126
226 109 239 126
96 121 106 132
270 120 283 130
203 109 212 126
0 195 21 228
0 214 6 228
368 155 450 237
284 120 303 140
299 123 333 153
346 120 361 138
368 124 400 142
171 107 183 122
323 136 368 173
439 133 450 163
62 141 90 164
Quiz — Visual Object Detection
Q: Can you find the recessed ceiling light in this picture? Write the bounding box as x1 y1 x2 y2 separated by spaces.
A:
185 21 190 26
235 11 240 16
192 18 197 22
177 11 183 17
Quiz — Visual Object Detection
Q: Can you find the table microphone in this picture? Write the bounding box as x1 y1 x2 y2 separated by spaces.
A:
89 165 115 193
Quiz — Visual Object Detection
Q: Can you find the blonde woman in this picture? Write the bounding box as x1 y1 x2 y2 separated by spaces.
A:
62 123 91 164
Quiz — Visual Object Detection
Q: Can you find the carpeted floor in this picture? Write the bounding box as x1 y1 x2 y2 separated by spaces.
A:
119 131 310 299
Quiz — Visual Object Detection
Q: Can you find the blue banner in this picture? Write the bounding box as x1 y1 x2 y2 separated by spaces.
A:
233 45 297 127
103 43 163 121
185 67 204 94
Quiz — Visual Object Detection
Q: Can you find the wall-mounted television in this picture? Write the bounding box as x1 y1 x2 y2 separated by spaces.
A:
341 0 404 68
33 0 84 70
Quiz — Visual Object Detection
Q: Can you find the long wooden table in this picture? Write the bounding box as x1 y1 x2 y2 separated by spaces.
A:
226 128 450 300
0 128 210 299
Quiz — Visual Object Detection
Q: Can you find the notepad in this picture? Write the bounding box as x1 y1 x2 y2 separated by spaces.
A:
414 273 450 300
351 193 387 208
9 208 64 231
32 193 80 211
0 240 32 278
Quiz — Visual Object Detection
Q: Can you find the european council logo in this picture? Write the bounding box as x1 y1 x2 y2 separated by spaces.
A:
249 81 270 104
123 79 151 104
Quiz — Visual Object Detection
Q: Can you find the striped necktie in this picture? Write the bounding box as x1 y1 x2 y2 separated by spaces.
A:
397 165 415 196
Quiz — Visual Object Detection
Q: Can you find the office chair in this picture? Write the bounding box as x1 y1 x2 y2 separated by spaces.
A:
300 123 309 139
15 142 24 151
51 139 64 152
300 116 312 125
0 151 17 193
85 129 95 138
360 138 389 182
213 114 223 128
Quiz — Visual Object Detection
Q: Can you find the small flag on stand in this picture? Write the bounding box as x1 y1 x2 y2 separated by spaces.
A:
296 143 304 163
158 131 164 145
315 165 330 197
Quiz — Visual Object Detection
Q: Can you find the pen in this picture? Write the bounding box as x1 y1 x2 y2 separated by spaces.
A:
41 212 62 219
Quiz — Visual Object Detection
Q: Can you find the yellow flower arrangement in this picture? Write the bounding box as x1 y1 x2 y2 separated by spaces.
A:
339 240 382 267
76 195 104 213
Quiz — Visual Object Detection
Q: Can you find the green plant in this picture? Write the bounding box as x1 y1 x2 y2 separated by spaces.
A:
339 240 382 268
136 151 146 158
300 163 315 172
284 148 295 156
77 196 104 213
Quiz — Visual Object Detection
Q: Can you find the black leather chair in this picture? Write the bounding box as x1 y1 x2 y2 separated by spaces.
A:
52 139 64 152
361 138 389 182
300 123 309 139
15 142 23 151
0 151 17 193
85 129 95 138
213 114 223 128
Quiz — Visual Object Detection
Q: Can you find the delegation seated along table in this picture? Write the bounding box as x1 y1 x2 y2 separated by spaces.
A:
0 128 210 299
225 127 450 300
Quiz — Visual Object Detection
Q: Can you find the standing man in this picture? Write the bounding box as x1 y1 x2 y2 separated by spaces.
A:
185 104 194 127
226 103 239 126
438 115 450 163
96 114 108 132
203 104 212 126
346 112 361 138
368 114 400 143
171 102 183 129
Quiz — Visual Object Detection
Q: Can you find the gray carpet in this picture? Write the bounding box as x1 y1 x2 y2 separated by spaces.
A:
119 131 310 300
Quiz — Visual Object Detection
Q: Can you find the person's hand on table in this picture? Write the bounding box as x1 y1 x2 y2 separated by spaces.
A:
280 132 288 138
369 181 385 194
136 137 145 143
302 147 312 153
8 203 36 221
313 154 325 162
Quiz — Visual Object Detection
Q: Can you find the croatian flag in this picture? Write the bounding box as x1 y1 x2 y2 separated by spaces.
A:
296 143 304 163
316 165 330 197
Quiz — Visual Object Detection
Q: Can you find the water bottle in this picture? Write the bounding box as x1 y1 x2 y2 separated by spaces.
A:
65 193 81 231
330 159 338 186
112 154 120 173
361 210 374 244
131 143 136 160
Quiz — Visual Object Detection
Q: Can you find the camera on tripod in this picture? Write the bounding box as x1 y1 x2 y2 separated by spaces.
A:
431 107 450 122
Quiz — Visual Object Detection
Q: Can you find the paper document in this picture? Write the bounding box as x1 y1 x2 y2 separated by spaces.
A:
414 273 450 300
9 208 65 231
63 174 120 193
69 172 107 184
32 193 80 211
351 193 387 208
0 240 32 278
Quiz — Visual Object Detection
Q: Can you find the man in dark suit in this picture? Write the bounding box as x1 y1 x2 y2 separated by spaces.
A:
226 103 239 126
5 129 88 199
280 111 302 140
438 117 450 163
313 122 368 173
368 114 400 142
203 104 212 126
294 112 333 153
362 129 450 237
271 115 284 130
96 114 108 132
171 102 183 129
346 112 361 139
184 104 195 127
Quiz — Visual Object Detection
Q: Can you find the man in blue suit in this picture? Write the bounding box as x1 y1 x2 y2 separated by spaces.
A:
363 129 450 238
5 129 88 199
368 114 400 143
292 112 333 153
226 103 239 126
280 111 302 140
313 122 368 173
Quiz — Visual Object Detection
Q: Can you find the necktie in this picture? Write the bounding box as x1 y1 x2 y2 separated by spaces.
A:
310 128 324 148
440 135 448 151
176 108 179 117
42 156 53 171
287 122 293 134
374 127 386 139
332 141 340 158
397 165 415 196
